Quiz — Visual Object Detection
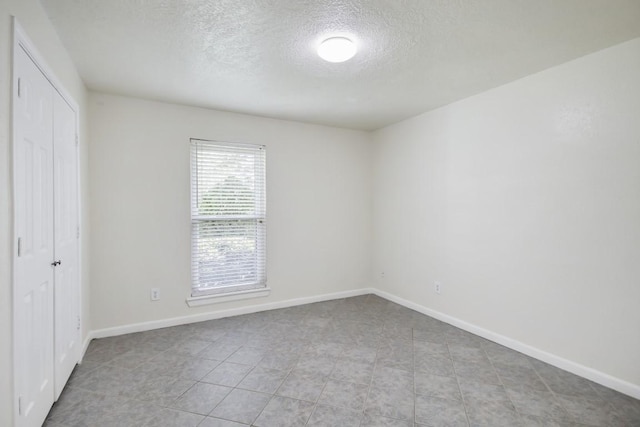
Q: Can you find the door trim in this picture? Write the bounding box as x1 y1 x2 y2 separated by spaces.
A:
12 17 82 424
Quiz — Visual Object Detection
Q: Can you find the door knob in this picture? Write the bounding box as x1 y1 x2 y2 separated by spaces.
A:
51 260 61 266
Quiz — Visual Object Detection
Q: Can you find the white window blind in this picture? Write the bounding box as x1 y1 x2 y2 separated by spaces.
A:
190 139 266 296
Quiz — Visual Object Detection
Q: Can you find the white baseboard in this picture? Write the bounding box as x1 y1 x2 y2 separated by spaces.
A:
87 288 373 341
79 286 639 400
371 288 640 400
80 332 93 362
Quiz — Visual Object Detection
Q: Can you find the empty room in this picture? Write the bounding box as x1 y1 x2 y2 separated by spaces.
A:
1 0 640 426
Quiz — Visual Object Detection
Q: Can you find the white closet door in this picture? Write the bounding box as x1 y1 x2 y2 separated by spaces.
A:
53 90 80 399
14 45 56 427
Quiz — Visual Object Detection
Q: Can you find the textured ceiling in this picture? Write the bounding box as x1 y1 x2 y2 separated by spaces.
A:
41 0 640 130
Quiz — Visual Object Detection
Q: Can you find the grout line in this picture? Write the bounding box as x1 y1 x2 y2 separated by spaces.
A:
448 340 472 427
360 315 381 426
481 341 524 423
528 359 592 424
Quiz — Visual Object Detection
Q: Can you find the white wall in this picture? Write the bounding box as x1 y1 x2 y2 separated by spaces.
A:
89 93 372 330
372 38 640 387
0 1 90 425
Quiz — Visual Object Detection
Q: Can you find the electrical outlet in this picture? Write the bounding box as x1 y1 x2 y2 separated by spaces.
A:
380 271 385 279
434 281 442 294
151 288 160 301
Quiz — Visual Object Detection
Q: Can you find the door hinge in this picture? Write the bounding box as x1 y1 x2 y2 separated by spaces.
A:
18 395 22 416
17 237 21 257
77 226 80 239
75 134 79 146
77 316 81 331
17 78 21 98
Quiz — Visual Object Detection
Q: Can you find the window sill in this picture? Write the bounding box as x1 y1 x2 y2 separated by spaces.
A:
186 287 271 307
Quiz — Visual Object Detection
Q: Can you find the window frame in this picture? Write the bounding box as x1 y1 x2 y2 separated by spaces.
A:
187 138 268 305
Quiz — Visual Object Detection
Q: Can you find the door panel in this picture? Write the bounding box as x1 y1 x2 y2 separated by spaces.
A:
53 90 80 398
14 45 55 427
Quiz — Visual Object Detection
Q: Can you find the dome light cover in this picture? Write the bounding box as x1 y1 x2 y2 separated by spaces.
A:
317 37 357 63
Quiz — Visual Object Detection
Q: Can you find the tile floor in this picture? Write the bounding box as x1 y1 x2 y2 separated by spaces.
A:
45 295 640 426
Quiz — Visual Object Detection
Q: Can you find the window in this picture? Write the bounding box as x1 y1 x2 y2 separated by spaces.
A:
190 139 266 299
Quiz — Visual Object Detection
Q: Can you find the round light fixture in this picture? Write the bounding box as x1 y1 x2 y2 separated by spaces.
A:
317 37 357 63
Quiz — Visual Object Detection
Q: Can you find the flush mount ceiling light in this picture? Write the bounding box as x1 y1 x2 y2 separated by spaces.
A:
317 37 357 63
